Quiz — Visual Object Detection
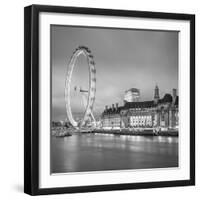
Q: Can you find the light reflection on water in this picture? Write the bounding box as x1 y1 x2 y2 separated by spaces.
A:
51 133 178 173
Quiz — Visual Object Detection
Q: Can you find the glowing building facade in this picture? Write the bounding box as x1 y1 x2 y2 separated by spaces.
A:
101 86 178 132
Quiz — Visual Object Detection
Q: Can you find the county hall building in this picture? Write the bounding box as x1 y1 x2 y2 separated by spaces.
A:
101 86 178 132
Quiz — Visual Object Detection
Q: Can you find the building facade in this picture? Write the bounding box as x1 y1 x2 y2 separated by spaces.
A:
101 86 178 131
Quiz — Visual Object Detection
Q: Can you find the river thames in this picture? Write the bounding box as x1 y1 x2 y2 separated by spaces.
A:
51 133 178 173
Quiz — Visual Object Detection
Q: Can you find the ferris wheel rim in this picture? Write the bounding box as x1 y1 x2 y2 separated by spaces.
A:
65 46 96 128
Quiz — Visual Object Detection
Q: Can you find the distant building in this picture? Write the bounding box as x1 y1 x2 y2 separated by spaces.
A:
101 85 178 131
124 88 140 102
52 121 71 128
52 121 62 127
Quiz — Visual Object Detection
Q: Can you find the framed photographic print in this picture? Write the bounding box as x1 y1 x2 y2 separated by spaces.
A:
24 4 195 195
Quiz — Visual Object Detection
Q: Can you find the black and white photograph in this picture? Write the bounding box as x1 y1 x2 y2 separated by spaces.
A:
51 25 179 174
23 4 195 195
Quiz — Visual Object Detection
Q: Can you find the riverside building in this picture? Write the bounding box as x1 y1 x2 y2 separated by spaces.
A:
101 85 178 132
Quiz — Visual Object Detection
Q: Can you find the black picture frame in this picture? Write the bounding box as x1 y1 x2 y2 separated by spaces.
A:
24 4 195 196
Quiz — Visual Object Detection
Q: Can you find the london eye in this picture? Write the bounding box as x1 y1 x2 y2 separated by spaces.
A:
65 46 96 128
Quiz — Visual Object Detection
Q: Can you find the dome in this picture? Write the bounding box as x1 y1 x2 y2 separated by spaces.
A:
159 93 172 103
127 88 140 94
163 94 172 102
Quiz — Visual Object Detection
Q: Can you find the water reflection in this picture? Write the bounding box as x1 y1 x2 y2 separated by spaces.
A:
51 133 178 173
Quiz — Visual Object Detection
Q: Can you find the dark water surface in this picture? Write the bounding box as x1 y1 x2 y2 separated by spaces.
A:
51 133 178 173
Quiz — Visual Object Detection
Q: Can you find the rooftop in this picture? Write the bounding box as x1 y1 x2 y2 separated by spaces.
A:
102 93 178 115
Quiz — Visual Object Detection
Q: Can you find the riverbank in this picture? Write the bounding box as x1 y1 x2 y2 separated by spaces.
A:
52 127 178 137
92 129 178 137
52 128 72 137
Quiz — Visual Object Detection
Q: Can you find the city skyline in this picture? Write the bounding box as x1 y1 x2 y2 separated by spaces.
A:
51 25 178 121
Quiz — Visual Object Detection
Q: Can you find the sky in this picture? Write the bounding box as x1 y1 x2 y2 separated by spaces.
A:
51 25 178 121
